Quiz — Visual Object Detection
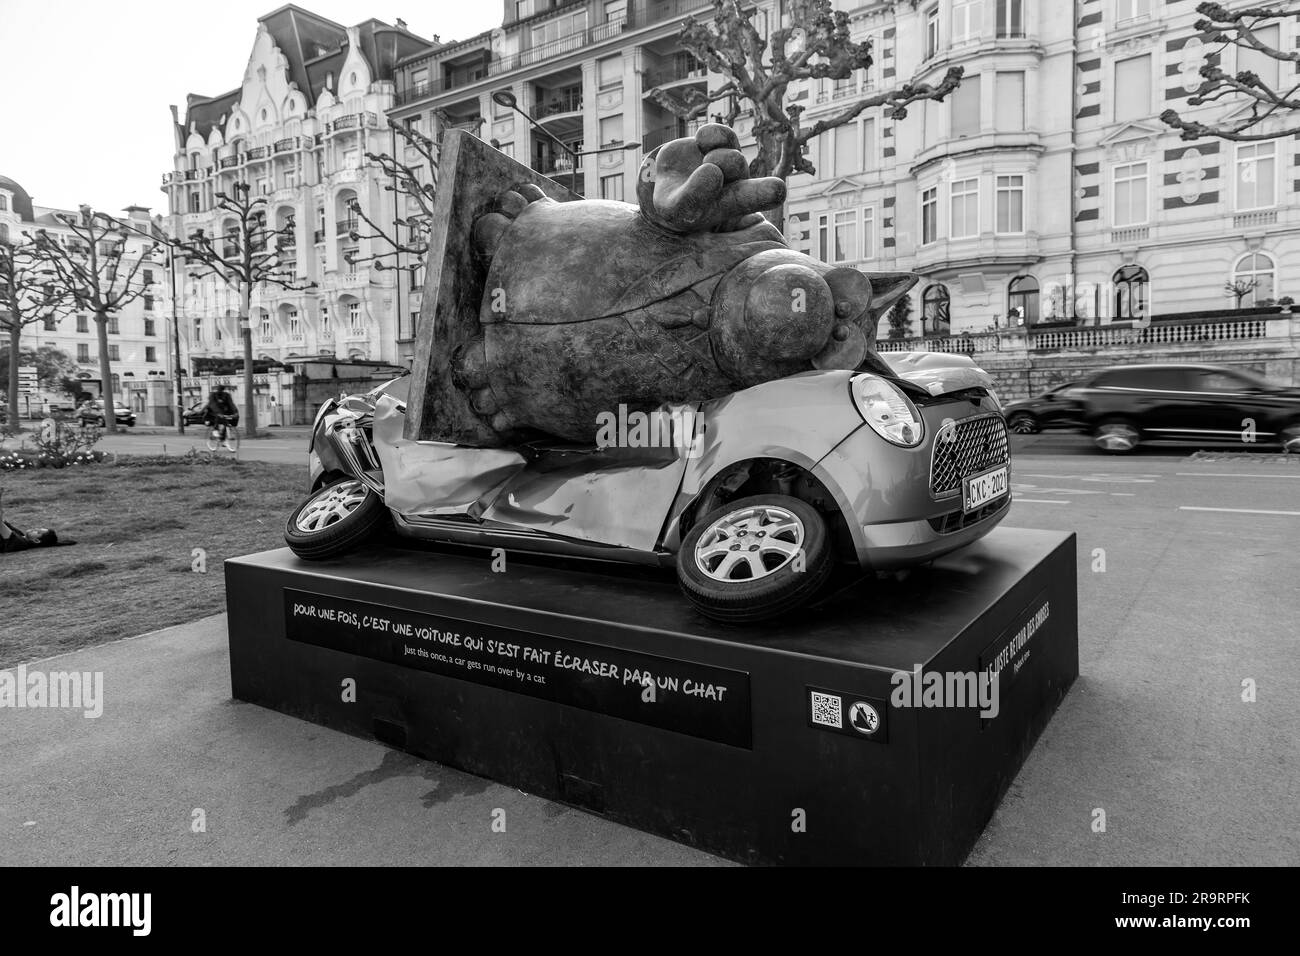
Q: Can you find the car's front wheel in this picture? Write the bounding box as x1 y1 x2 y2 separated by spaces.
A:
1280 421 1300 454
1094 418 1141 454
677 494 835 624
284 478 387 560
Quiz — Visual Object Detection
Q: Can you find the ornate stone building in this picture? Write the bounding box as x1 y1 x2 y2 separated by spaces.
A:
1 176 171 417
385 0 1298 391
160 4 436 418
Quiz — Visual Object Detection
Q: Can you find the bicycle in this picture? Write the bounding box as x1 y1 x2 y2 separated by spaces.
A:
205 416 240 454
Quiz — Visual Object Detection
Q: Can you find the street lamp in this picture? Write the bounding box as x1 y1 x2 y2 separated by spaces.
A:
489 90 641 174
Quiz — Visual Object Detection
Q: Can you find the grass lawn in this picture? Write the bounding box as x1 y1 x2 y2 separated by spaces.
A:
1 458 306 667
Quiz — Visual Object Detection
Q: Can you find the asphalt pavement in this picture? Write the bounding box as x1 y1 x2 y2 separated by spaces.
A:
2 433 1297 865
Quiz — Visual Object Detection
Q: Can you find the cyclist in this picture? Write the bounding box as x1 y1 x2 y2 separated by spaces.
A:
203 385 240 451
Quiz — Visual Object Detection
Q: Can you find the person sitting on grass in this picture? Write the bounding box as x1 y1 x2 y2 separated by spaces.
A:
0 489 75 553
203 385 240 451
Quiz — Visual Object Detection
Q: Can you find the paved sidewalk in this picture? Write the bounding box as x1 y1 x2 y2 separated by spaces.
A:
0 616 724 866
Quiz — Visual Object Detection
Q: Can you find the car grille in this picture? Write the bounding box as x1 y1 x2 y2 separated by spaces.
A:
930 414 1009 499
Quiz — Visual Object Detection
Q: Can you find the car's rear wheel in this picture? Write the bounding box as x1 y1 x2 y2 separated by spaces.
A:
677 494 835 624
1094 418 1141 454
1007 412 1038 434
285 478 387 560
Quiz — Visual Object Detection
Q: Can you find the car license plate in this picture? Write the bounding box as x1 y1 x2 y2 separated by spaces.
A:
963 466 1008 512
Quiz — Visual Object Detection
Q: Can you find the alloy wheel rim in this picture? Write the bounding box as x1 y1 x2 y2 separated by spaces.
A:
695 505 804 582
1282 427 1300 454
1009 415 1035 434
1097 424 1138 451
295 480 368 532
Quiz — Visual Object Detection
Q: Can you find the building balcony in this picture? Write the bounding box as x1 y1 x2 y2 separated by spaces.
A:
643 59 707 90
219 155 241 169
342 326 369 342
246 146 270 160
336 217 359 237
1233 209 1278 229
313 228 326 244
322 269 372 291
286 331 306 345
1110 226 1150 244
326 112 378 134
273 136 301 154
530 92 583 121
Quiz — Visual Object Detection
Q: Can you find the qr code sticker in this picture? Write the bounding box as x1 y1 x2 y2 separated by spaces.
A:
810 691 843 728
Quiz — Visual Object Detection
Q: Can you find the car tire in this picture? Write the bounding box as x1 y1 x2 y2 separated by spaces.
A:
1007 412 1039 434
677 494 835 624
1280 421 1300 454
1093 417 1141 454
284 478 388 560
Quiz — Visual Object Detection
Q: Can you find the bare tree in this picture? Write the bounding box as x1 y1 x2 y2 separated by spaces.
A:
648 0 963 226
1224 276 1260 308
1 235 74 429
30 207 159 434
346 114 447 280
1161 2 1300 141
155 182 313 436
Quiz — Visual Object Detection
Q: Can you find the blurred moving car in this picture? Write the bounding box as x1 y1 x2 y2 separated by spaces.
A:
1002 382 1085 434
1077 363 1300 453
77 399 136 428
183 402 209 426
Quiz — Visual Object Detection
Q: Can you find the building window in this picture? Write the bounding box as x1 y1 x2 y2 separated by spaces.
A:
76 314 88 333
343 148 359 170
320 304 330 331
1112 161 1149 227
143 294 154 311
922 284 950 335
951 74 981 137
43 316 57 331
997 0 1024 38
1238 24 1281 89
925 6 940 59
921 186 938 244
108 316 120 334
995 72 1025 130
952 0 979 45
861 207 876 260
1008 275 1040 325
1114 55 1152 121
996 175 1025 233
108 345 120 361
190 192 201 213
1115 0 1152 23
348 301 362 329
288 309 300 334
600 174 624 200
950 178 979 239
344 247 358 275
143 269 154 285
1113 265 1149 321
1235 142 1277 210
144 319 156 336
146 346 157 363
599 114 624 147
834 123 857 176
1232 252 1276 306
862 118 877 170
597 54 622 89
604 0 627 25
817 209 860 263
77 344 89 362
0 195 7 211
193 317 202 342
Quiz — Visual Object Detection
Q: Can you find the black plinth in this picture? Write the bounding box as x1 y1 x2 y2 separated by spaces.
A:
225 527 1077 865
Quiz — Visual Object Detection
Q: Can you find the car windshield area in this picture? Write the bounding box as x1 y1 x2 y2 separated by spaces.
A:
1193 367 1270 392
1090 367 1190 391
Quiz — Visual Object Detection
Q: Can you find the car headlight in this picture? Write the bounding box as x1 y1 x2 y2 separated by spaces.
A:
851 374 924 447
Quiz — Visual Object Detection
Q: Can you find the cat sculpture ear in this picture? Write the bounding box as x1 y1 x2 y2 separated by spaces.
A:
637 123 785 234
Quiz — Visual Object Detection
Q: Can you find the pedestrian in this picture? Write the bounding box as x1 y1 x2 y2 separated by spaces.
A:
0 489 75 553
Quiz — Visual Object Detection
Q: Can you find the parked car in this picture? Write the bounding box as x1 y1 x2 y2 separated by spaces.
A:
183 402 208 426
1076 363 1300 453
1002 381 1086 434
77 399 136 428
285 359 1012 624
